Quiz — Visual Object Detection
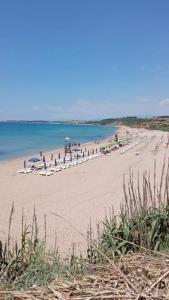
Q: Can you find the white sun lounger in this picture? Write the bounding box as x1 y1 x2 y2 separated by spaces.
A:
59 165 66 170
72 161 78 166
77 159 83 164
37 163 44 168
17 168 32 174
38 171 53 176
49 167 62 172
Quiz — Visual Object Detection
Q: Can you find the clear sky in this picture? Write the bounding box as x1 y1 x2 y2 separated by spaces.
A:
0 0 169 120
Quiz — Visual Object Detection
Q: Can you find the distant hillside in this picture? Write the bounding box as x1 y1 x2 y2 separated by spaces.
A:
1 117 169 131
96 116 169 131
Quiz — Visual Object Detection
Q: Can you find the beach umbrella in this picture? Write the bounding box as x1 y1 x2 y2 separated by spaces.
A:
83 152 85 158
44 161 47 169
92 149 94 155
72 147 81 152
28 157 41 163
43 156 46 162
54 159 57 166
51 153 53 160
63 156 66 164
58 152 61 159
88 150 90 156
70 155 72 162
24 160 26 169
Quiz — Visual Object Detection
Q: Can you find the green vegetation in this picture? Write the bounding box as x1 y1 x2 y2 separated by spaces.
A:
101 160 169 255
96 116 169 131
99 116 147 126
0 207 88 289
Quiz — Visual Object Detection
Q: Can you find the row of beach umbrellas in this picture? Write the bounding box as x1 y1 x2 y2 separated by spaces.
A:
24 148 100 170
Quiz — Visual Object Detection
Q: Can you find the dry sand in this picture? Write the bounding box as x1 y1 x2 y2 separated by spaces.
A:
0 126 168 256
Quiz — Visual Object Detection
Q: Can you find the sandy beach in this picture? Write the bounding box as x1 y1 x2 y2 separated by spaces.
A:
0 126 168 256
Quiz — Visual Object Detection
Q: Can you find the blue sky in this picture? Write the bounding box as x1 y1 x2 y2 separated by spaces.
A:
0 0 169 120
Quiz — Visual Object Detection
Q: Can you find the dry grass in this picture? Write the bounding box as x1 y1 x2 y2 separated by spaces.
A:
2 253 169 299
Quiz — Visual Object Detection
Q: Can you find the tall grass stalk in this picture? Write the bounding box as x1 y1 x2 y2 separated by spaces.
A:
101 158 169 254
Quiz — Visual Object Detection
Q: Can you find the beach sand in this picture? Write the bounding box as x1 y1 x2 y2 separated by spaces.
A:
0 126 168 256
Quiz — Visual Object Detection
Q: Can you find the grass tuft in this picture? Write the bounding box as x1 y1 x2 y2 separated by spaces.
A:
101 158 169 255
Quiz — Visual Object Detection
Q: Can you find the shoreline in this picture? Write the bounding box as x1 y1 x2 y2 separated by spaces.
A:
0 126 168 255
0 128 118 165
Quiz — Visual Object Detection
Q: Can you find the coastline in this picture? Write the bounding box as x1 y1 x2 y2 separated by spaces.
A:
0 126 168 256
0 132 115 165
0 124 117 163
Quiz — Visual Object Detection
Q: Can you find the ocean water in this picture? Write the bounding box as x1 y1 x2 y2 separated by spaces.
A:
0 123 117 161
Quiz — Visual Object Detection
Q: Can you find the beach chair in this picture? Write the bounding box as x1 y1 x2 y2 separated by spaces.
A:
38 171 53 176
49 167 62 172
17 168 32 174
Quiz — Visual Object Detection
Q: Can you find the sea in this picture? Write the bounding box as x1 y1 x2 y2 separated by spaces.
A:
0 122 117 161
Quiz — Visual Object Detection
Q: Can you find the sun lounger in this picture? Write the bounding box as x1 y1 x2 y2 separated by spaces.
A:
77 159 83 164
17 168 32 174
34 165 43 170
83 158 88 162
46 162 52 167
38 171 53 176
57 158 64 163
37 163 44 168
59 165 67 170
68 161 76 167
49 167 62 172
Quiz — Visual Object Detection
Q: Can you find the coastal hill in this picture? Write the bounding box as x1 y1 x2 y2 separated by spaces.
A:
1 116 169 131
96 116 169 131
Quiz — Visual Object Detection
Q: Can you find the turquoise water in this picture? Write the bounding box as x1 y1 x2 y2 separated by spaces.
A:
0 123 117 160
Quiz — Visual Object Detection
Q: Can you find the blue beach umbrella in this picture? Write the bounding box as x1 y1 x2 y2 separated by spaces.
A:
72 147 81 152
28 157 41 163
